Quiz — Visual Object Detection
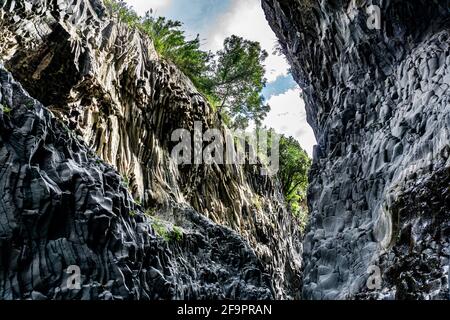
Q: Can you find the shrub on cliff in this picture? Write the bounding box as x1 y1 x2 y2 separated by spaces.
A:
140 14 213 89
104 0 211 88
278 135 311 231
257 128 311 230
104 0 269 130
104 0 140 26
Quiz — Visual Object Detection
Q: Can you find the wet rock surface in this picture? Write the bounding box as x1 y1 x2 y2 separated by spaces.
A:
0 0 302 299
263 0 450 299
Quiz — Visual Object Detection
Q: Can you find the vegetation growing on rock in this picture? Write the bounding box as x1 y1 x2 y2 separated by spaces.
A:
278 135 311 230
0 103 11 114
151 217 184 243
256 128 312 230
0 0 303 300
104 0 309 228
105 0 269 130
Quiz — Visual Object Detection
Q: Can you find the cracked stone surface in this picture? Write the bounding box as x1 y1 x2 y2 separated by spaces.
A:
263 0 450 299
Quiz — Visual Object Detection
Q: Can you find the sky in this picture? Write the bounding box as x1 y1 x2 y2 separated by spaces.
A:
126 0 316 156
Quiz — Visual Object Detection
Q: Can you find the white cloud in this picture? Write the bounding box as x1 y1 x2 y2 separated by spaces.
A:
126 0 171 14
264 88 317 156
204 0 289 82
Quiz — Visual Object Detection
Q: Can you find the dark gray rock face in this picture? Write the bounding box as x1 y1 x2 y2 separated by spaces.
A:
263 0 449 299
0 66 273 300
0 0 302 299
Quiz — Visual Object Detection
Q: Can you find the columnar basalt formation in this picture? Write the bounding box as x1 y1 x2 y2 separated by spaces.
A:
0 0 302 299
0 65 276 299
263 0 449 299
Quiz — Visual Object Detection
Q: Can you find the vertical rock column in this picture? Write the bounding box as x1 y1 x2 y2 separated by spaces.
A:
263 0 450 299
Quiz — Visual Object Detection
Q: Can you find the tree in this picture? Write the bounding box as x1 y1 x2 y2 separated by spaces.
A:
104 0 140 26
105 0 212 89
278 135 311 230
140 13 212 88
279 135 311 202
208 35 270 129
105 2 270 130
254 128 311 230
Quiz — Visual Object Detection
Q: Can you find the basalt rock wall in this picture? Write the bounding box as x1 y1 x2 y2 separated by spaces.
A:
0 0 302 299
0 65 275 299
263 0 450 299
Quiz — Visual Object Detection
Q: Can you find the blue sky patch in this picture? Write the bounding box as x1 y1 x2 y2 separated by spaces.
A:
262 74 297 100
159 0 232 38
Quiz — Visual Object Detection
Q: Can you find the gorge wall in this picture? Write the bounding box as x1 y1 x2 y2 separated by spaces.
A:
1 0 448 301
263 0 450 299
0 0 302 299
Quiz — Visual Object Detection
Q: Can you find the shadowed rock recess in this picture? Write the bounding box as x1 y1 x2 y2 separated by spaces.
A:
0 0 302 299
263 0 450 299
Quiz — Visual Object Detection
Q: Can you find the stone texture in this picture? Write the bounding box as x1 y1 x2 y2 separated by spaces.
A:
263 0 450 299
0 0 302 299
0 65 275 300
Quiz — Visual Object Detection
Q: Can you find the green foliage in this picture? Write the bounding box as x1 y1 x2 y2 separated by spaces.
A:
171 226 184 242
292 206 309 233
151 218 169 241
279 135 311 202
121 174 129 188
105 0 211 90
104 0 140 26
206 35 270 129
140 14 212 88
24 101 34 109
204 93 220 112
1 104 12 114
151 217 184 242
256 128 312 231
278 135 311 231
104 1 269 130
252 195 263 211
144 207 156 217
